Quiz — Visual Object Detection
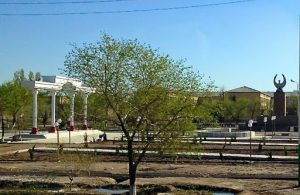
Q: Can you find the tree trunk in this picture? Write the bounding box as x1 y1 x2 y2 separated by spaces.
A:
128 139 137 195
129 177 136 195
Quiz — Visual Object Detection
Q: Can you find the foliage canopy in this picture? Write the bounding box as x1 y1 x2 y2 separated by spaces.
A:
64 34 214 194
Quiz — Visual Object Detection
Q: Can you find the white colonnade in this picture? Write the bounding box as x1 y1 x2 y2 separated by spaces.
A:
22 76 95 134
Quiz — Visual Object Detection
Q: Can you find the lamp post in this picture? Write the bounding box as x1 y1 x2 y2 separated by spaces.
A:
271 116 276 137
263 116 267 137
56 118 62 146
248 119 253 163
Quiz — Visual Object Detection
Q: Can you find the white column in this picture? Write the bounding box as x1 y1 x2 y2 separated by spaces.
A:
50 91 56 133
32 89 39 134
83 93 89 130
69 93 75 131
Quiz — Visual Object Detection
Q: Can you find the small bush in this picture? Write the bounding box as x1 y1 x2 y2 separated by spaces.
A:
230 135 236 142
28 149 34 161
268 151 273 160
28 144 36 160
219 152 223 161
83 132 88 148
222 144 226 150
284 146 288 156
58 144 64 154
193 136 198 144
262 137 266 145
258 143 262 152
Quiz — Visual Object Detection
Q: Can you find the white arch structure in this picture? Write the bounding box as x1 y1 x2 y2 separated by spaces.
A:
22 76 95 134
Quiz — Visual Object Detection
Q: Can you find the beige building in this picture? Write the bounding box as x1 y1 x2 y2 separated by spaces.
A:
225 86 298 116
226 86 272 112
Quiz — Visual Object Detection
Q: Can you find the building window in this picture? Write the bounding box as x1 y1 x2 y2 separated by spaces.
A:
231 95 236 102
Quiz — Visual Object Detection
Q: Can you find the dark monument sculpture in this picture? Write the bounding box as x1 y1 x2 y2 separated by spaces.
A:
256 74 296 131
273 74 286 116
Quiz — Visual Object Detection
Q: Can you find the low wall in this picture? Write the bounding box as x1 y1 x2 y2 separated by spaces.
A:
13 130 103 143
197 130 255 138
256 115 298 131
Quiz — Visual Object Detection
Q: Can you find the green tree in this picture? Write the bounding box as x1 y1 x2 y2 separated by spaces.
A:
64 34 214 195
35 72 42 81
197 96 224 125
0 81 31 128
223 97 249 124
246 99 260 119
0 69 46 131
38 92 50 129
13 69 25 82
87 93 107 129
28 71 34 81
287 96 297 115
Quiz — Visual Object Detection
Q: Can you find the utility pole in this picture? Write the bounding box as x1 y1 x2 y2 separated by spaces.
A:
298 15 300 187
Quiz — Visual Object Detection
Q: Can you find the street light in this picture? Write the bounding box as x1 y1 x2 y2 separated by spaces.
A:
291 78 300 186
56 118 62 146
271 116 276 137
248 119 253 163
291 79 298 85
263 116 267 137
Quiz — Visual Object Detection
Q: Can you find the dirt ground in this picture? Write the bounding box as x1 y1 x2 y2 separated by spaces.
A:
0 143 299 194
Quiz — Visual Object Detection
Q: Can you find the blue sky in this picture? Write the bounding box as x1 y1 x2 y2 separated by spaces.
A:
0 0 299 92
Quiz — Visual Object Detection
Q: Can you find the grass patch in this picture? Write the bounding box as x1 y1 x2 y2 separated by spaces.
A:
0 180 64 190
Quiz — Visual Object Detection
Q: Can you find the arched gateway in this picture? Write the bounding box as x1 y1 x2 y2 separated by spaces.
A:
22 76 95 134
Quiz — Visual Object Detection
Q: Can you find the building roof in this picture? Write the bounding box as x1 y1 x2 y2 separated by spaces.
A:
227 86 273 97
227 86 261 93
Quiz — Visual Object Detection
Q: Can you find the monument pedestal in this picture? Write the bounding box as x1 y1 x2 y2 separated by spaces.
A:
273 91 286 116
